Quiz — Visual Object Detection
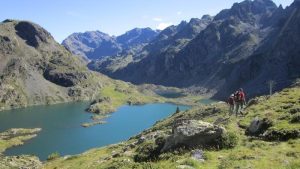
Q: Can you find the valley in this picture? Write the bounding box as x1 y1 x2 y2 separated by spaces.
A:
0 0 299 168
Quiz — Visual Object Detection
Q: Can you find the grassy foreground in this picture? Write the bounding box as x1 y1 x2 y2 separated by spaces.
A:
44 84 300 169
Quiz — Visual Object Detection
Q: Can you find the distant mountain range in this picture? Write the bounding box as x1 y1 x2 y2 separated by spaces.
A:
63 0 300 99
62 28 160 60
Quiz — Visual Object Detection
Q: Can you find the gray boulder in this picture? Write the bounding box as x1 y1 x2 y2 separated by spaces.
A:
161 120 226 152
245 117 273 136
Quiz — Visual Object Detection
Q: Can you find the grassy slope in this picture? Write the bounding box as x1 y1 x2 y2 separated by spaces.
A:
45 85 300 169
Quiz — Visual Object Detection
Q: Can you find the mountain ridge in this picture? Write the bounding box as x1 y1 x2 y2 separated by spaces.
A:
62 27 160 60
86 0 299 99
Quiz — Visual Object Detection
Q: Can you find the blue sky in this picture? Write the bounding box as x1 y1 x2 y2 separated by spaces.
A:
0 0 294 42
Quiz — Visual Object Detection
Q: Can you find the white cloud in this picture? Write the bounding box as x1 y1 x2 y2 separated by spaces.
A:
177 11 182 15
153 17 163 22
156 22 173 30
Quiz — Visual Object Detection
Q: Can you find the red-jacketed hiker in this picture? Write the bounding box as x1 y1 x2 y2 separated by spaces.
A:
235 88 246 116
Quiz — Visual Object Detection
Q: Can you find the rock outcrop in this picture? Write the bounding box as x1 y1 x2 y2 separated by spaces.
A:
15 21 52 48
161 120 226 152
0 155 42 169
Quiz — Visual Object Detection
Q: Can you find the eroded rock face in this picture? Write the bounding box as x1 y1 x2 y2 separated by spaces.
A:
15 21 52 48
161 120 226 152
43 69 88 87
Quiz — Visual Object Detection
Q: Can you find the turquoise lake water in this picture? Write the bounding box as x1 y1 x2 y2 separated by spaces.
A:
0 102 190 160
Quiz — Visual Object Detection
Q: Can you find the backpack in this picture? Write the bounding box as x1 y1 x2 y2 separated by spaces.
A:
239 91 245 101
234 91 240 101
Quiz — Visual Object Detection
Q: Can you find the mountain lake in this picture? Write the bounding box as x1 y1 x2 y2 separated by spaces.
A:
0 102 191 160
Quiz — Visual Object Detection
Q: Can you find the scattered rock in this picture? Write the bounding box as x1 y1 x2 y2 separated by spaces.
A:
63 155 71 160
128 143 136 149
68 87 82 97
137 136 146 144
0 155 42 169
218 155 224 160
112 152 121 158
135 131 166 145
122 158 131 163
191 149 205 162
177 165 195 169
213 117 229 125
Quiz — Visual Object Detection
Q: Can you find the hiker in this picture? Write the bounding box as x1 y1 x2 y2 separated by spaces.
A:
227 94 235 115
235 88 246 116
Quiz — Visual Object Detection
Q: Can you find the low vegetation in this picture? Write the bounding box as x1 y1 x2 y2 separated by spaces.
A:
86 82 165 115
47 152 61 161
0 128 41 153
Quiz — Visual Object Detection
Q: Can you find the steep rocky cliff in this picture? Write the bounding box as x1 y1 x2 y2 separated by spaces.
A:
89 0 300 99
0 20 106 110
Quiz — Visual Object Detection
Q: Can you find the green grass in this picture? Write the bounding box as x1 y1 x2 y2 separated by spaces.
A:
47 152 61 161
240 86 300 132
0 128 41 153
89 83 165 114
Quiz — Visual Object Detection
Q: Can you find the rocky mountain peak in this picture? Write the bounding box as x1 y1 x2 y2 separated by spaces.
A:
177 20 188 29
11 20 53 48
214 0 277 23
63 27 159 60
201 15 213 20
116 27 159 48
189 18 201 25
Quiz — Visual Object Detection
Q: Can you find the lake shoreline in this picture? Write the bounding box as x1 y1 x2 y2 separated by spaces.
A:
1 102 191 160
